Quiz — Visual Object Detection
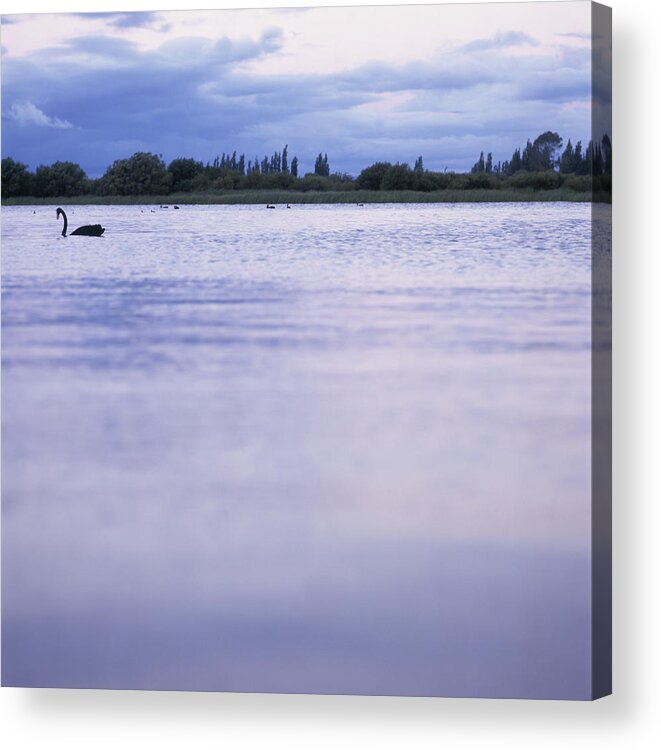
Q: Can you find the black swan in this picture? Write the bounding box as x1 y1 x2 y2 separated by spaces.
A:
57 208 104 237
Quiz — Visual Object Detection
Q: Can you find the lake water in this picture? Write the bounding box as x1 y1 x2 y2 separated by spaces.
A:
2 202 593 698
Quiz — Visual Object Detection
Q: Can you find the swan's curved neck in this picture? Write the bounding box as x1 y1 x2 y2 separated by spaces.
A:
58 209 68 237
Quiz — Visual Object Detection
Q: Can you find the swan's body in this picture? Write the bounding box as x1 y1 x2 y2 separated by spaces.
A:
57 208 104 237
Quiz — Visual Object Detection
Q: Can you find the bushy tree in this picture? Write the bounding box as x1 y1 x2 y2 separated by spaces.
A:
412 170 452 191
1 157 32 197
167 158 203 192
295 174 332 192
532 131 563 171
500 132 564 174
564 175 592 192
509 170 562 190
34 161 86 197
100 152 171 195
380 163 414 190
356 162 392 190
81 177 102 195
327 172 356 189
466 173 496 189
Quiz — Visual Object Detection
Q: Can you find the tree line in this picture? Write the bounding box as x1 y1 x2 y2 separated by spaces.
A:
353 131 610 193
0 146 338 199
470 131 612 177
1 132 611 199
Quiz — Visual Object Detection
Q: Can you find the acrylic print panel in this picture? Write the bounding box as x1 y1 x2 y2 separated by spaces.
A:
1 1 611 699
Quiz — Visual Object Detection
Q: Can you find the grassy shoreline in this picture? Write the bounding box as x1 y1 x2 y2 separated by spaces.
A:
2 187 606 206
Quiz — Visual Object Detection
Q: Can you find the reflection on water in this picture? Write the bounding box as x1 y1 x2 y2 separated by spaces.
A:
2 203 592 698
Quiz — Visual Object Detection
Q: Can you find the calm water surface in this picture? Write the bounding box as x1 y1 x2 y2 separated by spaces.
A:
2 203 592 697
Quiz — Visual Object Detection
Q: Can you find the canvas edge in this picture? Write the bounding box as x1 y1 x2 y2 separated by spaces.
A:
590 0 613 702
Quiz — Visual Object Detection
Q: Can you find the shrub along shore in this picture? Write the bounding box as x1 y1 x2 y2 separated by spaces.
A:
4 186 606 206
2 130 611 205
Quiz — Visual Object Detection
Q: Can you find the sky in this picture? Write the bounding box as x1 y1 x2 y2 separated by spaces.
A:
0 2 593 177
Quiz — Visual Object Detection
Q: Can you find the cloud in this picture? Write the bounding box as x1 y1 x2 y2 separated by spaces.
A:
0 19 590 177
8 101 74 129
461 31 538 53
72 12 164 30
50 34 139 63
518 75 590 103
556 32 591 40
0 28 291 173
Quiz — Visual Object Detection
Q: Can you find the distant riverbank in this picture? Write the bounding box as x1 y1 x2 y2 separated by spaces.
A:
3 186 607 207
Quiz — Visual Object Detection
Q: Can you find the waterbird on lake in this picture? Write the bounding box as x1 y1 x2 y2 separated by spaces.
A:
56 208 105 237
174 205 180 210
266 204 276 209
